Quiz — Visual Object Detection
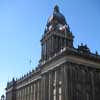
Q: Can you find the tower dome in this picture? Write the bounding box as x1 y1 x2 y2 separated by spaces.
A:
45 5 68 33
48 5 67 25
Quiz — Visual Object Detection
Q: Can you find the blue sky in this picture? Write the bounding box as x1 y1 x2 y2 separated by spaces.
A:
0 0 100 97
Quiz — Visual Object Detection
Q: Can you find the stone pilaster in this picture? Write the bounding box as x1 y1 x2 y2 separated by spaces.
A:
49 71 53 100
56 70 59 100
63 64 68 100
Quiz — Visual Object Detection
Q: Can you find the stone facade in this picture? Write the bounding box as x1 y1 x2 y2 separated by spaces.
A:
6 5 100 100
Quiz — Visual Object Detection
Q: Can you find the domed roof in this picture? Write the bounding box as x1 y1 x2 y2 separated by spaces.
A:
47 5 67 26
44 5 69 33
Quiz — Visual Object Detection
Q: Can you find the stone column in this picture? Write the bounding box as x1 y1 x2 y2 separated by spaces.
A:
55 36 58 53
67 63 73 100
56 70 59 100
51 36 53 56
61 38 63 49
41 74 46 100
47 38 50 58
45 73 49 100
38 80 41 100
90 71 95 100
34 83 36 100
41 43 43 60
45 41 47 60
32 84 34 100
63 65 68 100
41 76 43 100
49 71 53 100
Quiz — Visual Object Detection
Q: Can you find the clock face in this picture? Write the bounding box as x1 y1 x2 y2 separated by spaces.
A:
48 23 66 32
58 24 63 29
49 25 53 31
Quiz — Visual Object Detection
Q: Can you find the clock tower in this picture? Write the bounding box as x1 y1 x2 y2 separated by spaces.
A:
41 5 74 61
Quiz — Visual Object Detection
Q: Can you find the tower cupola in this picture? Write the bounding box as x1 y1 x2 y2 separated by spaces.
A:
45 5 68 33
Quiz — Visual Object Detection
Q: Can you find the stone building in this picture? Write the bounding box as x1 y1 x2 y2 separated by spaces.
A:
6 5 100 100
